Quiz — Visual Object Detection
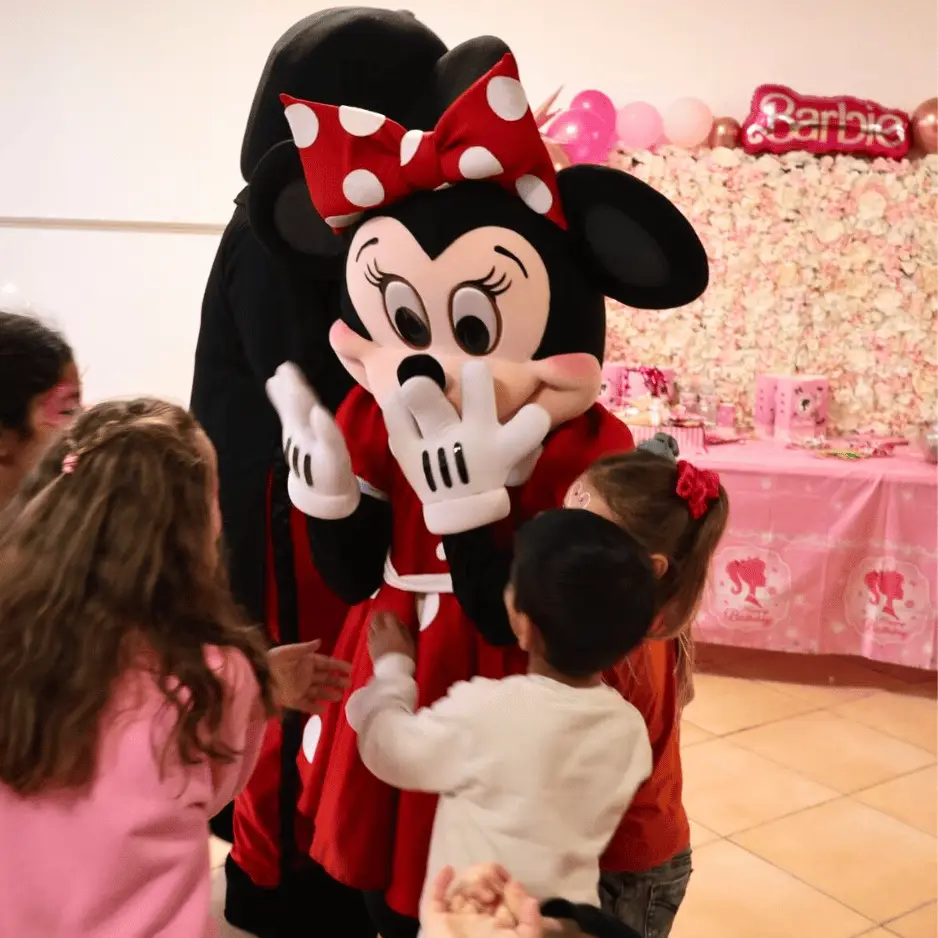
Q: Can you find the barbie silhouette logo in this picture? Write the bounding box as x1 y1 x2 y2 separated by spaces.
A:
707 546 792 629
844 559 933 645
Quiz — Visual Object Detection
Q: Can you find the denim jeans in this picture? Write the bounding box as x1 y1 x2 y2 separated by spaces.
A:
599 849 692 938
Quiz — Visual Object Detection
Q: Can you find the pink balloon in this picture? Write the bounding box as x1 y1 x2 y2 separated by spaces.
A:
545 108 616 164
615 102 663 150
663 97 713 148
570 90 617 129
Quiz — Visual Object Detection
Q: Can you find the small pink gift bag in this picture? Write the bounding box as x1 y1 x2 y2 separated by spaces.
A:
774 375 829 442
598 363 627 410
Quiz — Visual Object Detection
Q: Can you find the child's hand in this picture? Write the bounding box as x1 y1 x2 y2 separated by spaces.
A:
268 640 352 713
368 611 416 663
421 866 545 938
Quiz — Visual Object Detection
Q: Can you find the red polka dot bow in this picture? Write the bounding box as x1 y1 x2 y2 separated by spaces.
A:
675 460 721 520
280 54 567 232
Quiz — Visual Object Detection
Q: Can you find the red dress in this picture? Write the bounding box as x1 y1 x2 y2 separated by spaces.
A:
229 476 349 888
297 386 634 918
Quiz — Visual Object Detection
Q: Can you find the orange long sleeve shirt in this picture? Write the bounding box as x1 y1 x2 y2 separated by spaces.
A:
600 637 690 873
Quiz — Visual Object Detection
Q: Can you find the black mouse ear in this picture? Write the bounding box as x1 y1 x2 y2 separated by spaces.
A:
557 165 709 310
247 139 345 272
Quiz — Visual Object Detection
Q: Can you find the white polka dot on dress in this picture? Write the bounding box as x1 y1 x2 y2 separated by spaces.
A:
338 105 386 137
342 169 385 208
485 76 529 121
400 129 424 166
302 715 322 762
284 103 319 148
515 174 553 214
458 146 504 180
417 593 441 631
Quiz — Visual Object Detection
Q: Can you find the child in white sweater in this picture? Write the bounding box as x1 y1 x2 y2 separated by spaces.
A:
346 508 657 926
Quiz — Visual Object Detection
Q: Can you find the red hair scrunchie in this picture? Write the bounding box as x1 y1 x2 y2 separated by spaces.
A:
675 460 720 520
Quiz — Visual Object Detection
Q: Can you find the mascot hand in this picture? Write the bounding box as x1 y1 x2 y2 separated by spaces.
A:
266 363 360 520
383 360 550 535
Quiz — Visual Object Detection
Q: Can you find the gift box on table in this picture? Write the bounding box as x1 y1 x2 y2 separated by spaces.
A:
773 375 829 442
754 373 829 441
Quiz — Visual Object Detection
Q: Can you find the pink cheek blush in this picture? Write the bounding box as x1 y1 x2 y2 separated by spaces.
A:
536 353 600 383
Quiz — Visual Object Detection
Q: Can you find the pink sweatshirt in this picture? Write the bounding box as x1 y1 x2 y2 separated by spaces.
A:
0 646 266 938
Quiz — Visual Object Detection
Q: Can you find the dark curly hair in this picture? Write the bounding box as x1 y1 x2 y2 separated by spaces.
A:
0 310 73 436
0 398 274 794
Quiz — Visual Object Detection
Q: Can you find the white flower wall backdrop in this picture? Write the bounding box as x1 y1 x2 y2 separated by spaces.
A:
605 148 938 435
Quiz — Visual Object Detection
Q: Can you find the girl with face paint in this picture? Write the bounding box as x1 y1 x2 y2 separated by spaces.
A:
0 310 82 511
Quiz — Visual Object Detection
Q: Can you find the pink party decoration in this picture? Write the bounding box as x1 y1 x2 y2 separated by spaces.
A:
773 374 829 442
663 97 713 148
545 108 616 164
570 89 617 130
742 84 911 159
615 102 663 150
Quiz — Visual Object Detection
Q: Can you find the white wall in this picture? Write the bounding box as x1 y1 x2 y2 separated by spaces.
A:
1 0 936 402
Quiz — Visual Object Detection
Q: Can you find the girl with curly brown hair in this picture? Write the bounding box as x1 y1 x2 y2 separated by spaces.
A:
0 398 350 938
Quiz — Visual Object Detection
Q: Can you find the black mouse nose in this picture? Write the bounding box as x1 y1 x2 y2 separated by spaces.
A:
397 354 446 391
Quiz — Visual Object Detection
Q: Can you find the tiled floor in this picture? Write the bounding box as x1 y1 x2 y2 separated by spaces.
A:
210 644 938 938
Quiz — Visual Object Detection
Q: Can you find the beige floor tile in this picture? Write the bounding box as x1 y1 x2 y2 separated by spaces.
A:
682 738 838 835
668 840 872 938
854 767 938 836
834 692 938 755
689 819 720 848
888 902 938 938
733 799 938 922
728 710 935 793
683 672 817 736
209 836 231 869
681 720 713 747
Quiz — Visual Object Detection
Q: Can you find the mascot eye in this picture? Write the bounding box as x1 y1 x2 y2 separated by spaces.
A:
382 278 431 349
449 285 503 356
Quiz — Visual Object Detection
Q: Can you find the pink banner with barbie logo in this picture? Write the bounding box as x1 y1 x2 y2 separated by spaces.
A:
694 441 937 670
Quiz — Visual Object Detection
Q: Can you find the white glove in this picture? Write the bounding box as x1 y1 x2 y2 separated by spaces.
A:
265 363 360 520
382 359 551 535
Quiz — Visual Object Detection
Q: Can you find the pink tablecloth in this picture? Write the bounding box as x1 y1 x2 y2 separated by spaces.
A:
693 441 938 670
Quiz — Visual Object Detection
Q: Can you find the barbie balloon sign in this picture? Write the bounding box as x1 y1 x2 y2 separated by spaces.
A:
742 84 910 159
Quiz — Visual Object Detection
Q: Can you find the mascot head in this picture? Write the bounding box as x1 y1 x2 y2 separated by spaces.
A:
260 29 708 428
243 8 447 273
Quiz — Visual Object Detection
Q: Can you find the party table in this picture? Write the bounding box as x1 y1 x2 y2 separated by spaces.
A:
689 440 937 670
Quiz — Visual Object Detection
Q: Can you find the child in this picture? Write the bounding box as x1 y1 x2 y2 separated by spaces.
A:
346 508 658 931
0 310 82 510
0 398 350 938
564 446 728 938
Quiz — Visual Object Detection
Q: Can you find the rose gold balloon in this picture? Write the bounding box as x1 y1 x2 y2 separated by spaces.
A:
543 137 572 172
707 116 741 149
911 97 938 154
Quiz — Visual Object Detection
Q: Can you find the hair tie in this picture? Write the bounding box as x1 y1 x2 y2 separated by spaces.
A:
675 460 720 520
61 452 79 475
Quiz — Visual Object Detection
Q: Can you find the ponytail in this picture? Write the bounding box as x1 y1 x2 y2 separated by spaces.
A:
587 449 730 707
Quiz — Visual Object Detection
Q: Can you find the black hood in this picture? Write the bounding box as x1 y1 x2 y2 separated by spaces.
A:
240 7 447 181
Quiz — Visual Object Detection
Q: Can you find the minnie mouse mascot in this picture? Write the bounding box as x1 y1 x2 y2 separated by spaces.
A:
257 35 708 938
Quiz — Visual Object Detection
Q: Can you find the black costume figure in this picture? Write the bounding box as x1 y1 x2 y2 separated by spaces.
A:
190 9 449 936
